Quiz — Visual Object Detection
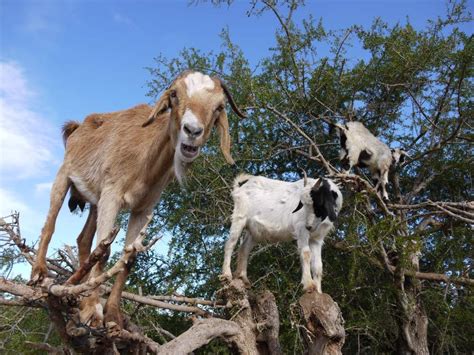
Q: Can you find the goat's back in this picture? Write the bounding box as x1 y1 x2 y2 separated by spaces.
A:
63 104 170 199
232 175 308 225
345 121 391 164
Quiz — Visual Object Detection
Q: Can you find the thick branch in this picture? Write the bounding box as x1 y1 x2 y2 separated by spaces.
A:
157 318 247 355
330 242 473 286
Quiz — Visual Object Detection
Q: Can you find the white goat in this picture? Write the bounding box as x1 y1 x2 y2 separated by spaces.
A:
221 174 343 293
337 121 407 200
29 71 246 328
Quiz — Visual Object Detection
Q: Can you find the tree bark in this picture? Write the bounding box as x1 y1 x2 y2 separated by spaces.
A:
395 258 429 355
297 292 345 355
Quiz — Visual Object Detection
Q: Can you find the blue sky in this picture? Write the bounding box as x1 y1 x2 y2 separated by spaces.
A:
0 0 471 277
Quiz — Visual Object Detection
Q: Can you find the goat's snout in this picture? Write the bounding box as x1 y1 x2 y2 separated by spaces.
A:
183 123 203 138
306 225 312 231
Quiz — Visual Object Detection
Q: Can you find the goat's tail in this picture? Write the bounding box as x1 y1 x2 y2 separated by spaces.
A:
62 121 87 213
62 121 80 147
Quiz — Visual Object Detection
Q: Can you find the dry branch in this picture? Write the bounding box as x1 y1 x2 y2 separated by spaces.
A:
157 318 246 354
66 227 119 285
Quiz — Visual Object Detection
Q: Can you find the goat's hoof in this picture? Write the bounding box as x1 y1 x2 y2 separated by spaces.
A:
302 282 319 293
238 276 251 288
104 307 124 330
66 319 88 337
28 264 48 286
218 274 232 283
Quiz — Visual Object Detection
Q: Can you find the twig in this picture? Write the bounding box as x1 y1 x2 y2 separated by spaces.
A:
66 228 120 285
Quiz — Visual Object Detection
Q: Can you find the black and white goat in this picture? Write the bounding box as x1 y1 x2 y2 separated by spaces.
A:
337 121 408 200
221 174 343 293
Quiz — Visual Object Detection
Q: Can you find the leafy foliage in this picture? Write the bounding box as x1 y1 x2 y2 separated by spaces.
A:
135 1 473 352
2 0 472 353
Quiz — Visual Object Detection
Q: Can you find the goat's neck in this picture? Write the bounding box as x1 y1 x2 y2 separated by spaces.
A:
144 121 176 186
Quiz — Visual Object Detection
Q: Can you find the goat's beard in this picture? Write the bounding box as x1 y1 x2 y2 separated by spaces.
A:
173 150 191 186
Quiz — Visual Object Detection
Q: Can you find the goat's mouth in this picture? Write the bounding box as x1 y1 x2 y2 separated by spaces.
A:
180 143 200 159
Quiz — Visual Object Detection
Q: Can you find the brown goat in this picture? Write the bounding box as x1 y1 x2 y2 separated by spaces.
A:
29 71 246 328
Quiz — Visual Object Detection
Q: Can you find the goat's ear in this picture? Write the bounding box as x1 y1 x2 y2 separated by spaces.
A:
216 110 235 165
142 90 171 127
292 201 304 213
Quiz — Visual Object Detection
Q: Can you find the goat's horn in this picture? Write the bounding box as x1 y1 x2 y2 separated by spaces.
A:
218 79 247 118
302 169 308 187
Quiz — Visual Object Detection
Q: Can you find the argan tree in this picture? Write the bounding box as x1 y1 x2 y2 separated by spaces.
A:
1 1 472 353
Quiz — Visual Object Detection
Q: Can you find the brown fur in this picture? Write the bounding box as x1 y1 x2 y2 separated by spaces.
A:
30 71 246 328
62 121 80 147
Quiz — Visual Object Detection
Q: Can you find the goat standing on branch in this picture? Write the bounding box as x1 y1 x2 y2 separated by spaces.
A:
221 174 343 293
337 121 408 200
29 71 247 329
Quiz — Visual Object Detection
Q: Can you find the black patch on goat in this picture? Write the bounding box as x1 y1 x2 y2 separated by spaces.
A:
238 179 249 187
68 196 85 213
310 179 338 222
339 130 348 160
68 185 86 213
293 201 304 213
357 149 372 168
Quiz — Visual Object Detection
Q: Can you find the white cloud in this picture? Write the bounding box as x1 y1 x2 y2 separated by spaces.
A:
0 187 30 217
35 182 53 194
0 61 59 179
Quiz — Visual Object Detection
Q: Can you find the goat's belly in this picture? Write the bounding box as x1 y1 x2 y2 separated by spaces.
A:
69 176 98 204
246 217 293 243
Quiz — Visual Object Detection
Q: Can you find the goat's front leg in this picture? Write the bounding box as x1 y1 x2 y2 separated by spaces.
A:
297 233 317 293
309 239 323 293
103 207 154 329
220 218 246 282
234 232 255 287
79 191 121 327
380 169 390 201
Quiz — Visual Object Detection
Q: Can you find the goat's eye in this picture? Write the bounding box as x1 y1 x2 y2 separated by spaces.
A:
215 104 224 112
170 90 177 98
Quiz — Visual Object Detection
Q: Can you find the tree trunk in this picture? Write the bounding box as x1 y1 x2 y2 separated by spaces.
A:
297 292 345 355
395 253 429 355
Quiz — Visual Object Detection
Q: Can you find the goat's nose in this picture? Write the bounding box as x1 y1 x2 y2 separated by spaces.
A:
183 123 203 138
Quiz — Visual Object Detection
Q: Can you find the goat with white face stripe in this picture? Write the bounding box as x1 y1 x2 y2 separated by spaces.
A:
221 174 343 293
29 71 246 329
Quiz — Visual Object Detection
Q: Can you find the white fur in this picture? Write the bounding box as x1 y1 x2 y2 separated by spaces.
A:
221 174 343 293
181 109 203 134
69 175 98 204
184 72 215 97
173 109 203 184
339 121 401 200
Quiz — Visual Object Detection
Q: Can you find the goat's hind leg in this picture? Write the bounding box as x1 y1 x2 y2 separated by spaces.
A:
220 218 246 282
235 231 254 287
76 205 98 280
29 165 70 285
